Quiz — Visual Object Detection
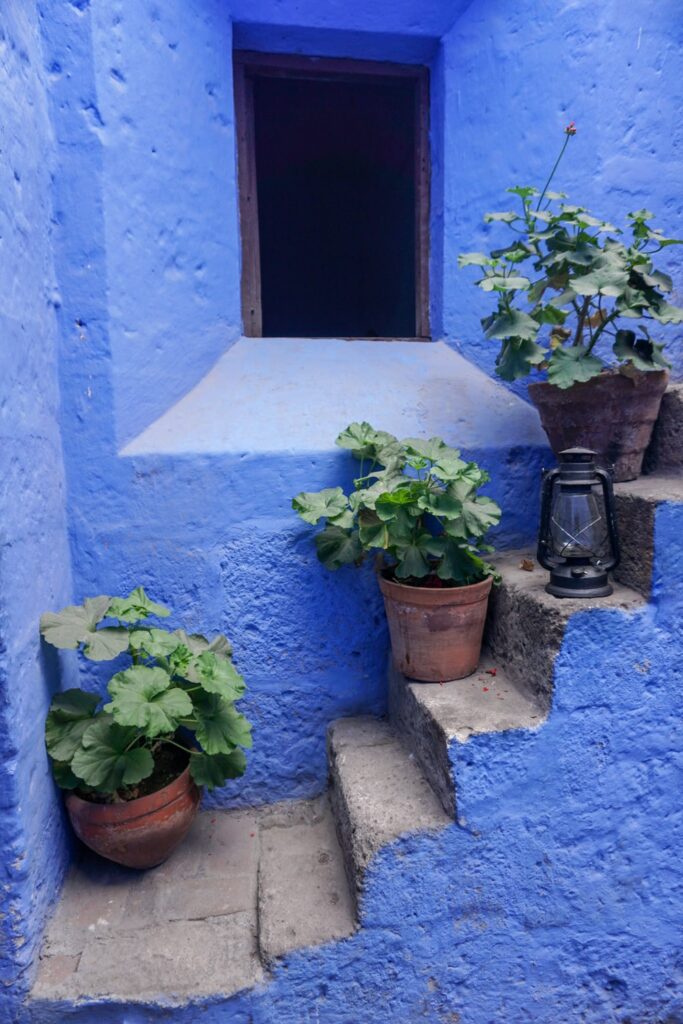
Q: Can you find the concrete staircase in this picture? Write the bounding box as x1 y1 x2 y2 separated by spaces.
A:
28 386 682 1018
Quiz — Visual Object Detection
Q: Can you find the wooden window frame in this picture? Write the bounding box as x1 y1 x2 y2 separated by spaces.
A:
233 50 431 340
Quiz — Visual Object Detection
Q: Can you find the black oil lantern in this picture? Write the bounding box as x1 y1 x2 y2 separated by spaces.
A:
537 448 620 598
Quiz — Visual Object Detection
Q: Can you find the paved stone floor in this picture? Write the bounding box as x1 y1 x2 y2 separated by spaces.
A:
32 796 355 1005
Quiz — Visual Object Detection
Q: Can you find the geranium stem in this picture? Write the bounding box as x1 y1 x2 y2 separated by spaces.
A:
536 134 572 211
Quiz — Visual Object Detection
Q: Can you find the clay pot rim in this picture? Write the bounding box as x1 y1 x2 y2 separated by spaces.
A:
528 367 669 398
65 760 198 825
378 571 493 607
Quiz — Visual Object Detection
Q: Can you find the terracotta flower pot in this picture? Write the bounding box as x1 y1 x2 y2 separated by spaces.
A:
528 369 669 482
65 763 200 869
378 573 493 682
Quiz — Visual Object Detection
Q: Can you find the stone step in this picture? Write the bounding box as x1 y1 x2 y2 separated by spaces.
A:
485 551 643 711
327 717 449 899
644 383 683 474
613 474 683 598
389 654 545 817
30 797 353 1008
257 799 355 962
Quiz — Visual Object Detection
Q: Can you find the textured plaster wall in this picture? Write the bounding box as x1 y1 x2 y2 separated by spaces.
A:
0 3 74 1018
8 1 682 1018
26 504 683 1024
440 0 683 390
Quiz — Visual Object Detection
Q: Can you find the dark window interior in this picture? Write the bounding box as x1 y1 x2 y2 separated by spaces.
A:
253 74 417 338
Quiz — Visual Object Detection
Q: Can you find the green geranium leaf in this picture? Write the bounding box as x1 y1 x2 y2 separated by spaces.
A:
173 630 232 659
51 760 81 790
358 510 390 548
496 338 547 381
613 330 671 371
638 269 673 293
107 587 170 624
484 211 519 223
649 299 683 325
628 208 654 222
507 185 539 199
375 484 423 521
104 666 192 736
394 532 438 579
40 597 129 661
478 274 531 293
190 750 247 790
484 309 541 342
185 651 246 700
71 716 154 792
335 422 398 459
436 542 491 585
445 496 501 541
571 258 629 297
129 627 182 659
532 304 567 326
457 251 493 268
403 437 457 464
546 347 604 389
292 487 348 525
193 692 253 754
45 689 100 761
314 525 363 570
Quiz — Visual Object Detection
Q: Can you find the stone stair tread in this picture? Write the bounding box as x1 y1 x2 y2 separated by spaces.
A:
31 798 347 1006
615 472 683 501
328 716 449 886
404 653 545 744
493 550 644 616
258 803 356 962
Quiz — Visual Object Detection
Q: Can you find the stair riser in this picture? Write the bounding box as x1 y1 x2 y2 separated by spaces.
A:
327 736 364 902
387 664 456 817
613 492 655 598
484 582 563 712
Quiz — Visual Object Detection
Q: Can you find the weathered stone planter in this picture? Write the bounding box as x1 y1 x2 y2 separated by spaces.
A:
378 573 493 682
66 762 200 869
529 369 669 482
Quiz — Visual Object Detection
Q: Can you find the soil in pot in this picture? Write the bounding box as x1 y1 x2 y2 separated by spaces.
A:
529 369 669 482
66 743 200 869
378 570 493 682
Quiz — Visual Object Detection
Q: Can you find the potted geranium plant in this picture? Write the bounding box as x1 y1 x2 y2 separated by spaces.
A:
292 423 501 682
458 122 683 481
40 587 252 869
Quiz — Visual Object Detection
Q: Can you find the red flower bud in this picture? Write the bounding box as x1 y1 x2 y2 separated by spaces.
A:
564 121 577 135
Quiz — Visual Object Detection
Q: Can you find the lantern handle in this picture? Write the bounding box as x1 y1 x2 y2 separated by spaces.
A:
537 467 561 571
594 467 620 572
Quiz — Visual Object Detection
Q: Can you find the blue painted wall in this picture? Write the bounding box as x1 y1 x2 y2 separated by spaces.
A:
0 0 681 1017
0 4 75 1018
26 503 683 1024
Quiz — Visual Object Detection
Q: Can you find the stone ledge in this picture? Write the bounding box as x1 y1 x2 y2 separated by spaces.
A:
121 338 548 456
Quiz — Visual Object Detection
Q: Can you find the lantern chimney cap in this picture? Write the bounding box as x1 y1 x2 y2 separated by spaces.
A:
559 447 597 461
